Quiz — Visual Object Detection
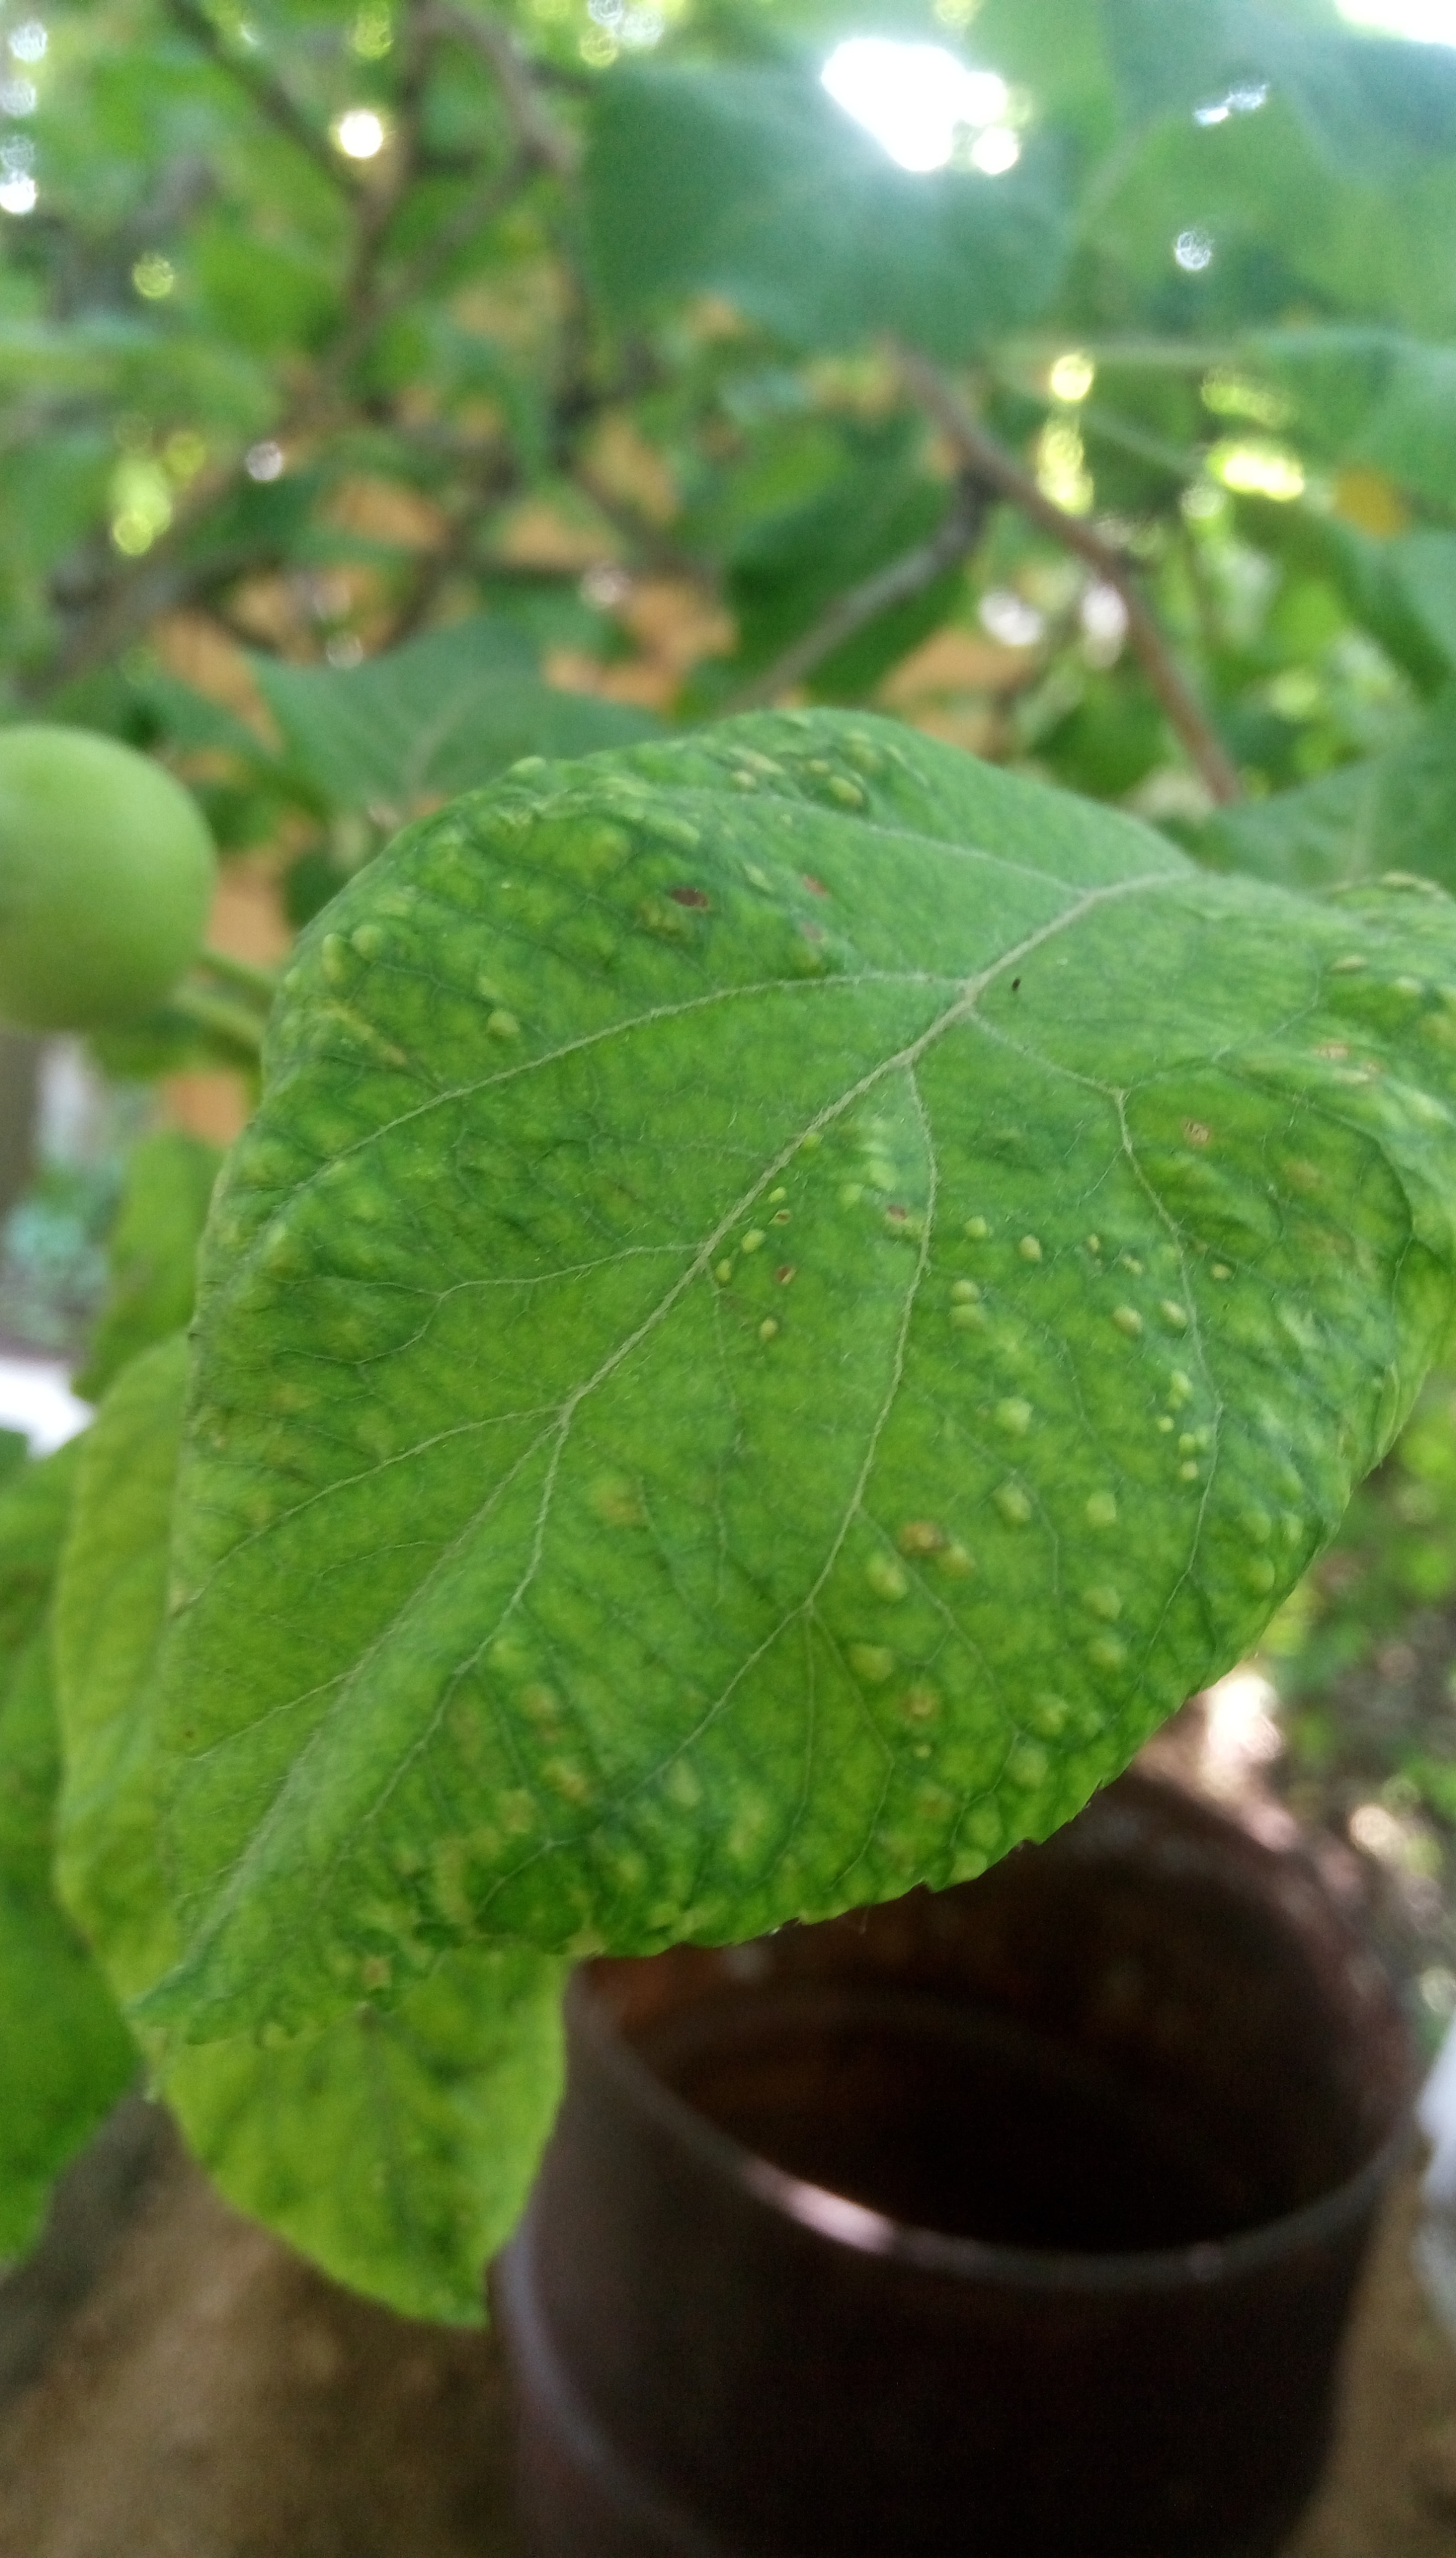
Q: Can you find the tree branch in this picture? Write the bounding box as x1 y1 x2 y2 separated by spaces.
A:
417 3 578 175
348 148 536 353
326 0 433 360
244 1 557 423
900 353 1243 806
32 15 550 694
725 470 991 713
161 0 357 198
383 445 523 645
34 527 300 699
33 6 574 699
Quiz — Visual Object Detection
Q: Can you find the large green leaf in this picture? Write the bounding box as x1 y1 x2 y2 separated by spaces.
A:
968 0 1121 156
1388 534 1456 675
584 65 1069 360
1256 331 1456 513
1098 0 1259 128
1083 87 1456 343
254 619 661 818
0 1444 136 2261
128 668 273 764
1199 703 1456 893
1355 344 1456 504
1093 9 1456 218
1228 493 1452 702
139 709 1456 2043
54 1340 564 2323
1100 0 1449 148
162 1952 564 2325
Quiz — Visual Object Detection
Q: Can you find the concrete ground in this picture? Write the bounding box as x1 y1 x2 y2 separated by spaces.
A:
0 2097 1453 2558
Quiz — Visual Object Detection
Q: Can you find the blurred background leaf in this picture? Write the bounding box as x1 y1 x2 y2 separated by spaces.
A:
252 613 660 811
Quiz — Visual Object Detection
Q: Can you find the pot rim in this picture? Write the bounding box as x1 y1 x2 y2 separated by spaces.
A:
569 1953 1416 2300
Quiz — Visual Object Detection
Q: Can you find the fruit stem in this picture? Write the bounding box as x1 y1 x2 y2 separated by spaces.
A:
197 947 281 1010
171 983 267 1059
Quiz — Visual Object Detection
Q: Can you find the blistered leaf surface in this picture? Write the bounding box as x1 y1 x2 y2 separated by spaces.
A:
164 1954 563 2323
149 710 1456 2038
55 1342 563 2322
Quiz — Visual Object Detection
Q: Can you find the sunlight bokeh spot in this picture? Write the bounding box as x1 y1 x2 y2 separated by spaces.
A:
1337 0 1456 38
1201 370 1291 429
132 254 176 301
1194 82 1268 124
979 589 1045 648
1036 420 1093 515
1211 442 1306 502
350 2 392 57
109 457 173 557
1049 350 1095 403
334 107 386 159
968 125 1019 173
821 38 1012 173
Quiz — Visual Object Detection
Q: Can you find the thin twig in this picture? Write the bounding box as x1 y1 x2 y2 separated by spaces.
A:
324 0 434 372
901 353 1243 806
384 445 523 643
36 8 575 698
725 470 992 712
161 0 357 198
417 2 578 174
328 146 535 377
35 21 546 692
35 530 299 698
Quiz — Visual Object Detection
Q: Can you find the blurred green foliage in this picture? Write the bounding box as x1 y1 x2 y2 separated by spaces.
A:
3 0 1456 860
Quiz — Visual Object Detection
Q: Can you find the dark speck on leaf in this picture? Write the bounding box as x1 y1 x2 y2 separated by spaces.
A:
668 885 710 909
802 875 830 897
1012 978 1021 992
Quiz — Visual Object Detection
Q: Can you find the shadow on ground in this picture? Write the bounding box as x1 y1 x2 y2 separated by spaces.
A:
1 2082 1455 2558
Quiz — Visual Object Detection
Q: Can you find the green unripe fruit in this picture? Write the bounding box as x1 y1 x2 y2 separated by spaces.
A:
0 725 216 1032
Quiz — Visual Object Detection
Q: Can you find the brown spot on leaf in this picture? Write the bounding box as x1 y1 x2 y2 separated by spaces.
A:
897 1519 947 1558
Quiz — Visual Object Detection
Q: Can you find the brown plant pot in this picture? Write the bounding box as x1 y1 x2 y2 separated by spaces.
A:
497 1772 1415 2558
